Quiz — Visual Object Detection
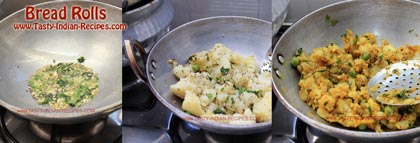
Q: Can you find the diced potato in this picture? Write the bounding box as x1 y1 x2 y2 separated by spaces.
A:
231 67 253 88
173 65 192 78
170 43 271 124
253 92 272 122
231 53 258 73
170 78 195 99
240 92 258 107
182 92 205 116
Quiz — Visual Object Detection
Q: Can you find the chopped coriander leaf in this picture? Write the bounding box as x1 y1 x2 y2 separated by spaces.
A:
250 90 262 97
379 54 383 60
341 33 347 38
296 48 303 56
239 87 247 94
364 35 369 40
192 64 200 72
409 28 414 33
368 106 372 115
226 96 229 101
349 69 356 78
325 14 339 27
353 35 358 45
77 56 85 63
216 77 223 83
395 90 409 99
187 55 197 63
220 66 230 75
57 79 66 87
330 20 339 26
239 87 262 97
325 14 331 22
213 108 225 114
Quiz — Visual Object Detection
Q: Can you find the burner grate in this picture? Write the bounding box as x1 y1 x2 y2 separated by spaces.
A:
0 107 121 143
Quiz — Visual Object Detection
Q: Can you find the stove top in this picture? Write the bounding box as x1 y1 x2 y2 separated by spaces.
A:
122 22 420 143
122 24 275 140
0 107 122 143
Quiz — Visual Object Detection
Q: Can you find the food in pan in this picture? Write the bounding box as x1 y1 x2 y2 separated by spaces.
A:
169 43 272 124
28 57 99 109
292 29 420 132
376 88 420 105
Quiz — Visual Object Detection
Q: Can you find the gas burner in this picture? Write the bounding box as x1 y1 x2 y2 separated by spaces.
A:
0 107 122 143
122 81 274 142
272 97 297 143
123 98 273 143
203 130 271 143
122 81 156 111
29 119 106 142
295 120 420 143
177 119 272 143
122 99 175 143
295 120 344 143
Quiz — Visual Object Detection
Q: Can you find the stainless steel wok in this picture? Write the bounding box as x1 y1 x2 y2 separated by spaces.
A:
273 0 420 142
0 1 122 124
125 16 272 134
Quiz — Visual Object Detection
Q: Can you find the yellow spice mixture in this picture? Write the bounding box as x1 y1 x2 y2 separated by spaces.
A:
377 89 420 105
292 29 420 132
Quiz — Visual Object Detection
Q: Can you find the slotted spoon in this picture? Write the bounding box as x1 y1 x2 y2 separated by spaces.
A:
368 60 420 106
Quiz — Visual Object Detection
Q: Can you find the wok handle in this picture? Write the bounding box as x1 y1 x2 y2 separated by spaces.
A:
124 40 148 83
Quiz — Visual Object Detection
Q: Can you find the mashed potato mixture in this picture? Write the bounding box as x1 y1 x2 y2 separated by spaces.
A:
377 89 420 105
293 29 420 132
169 43 272 124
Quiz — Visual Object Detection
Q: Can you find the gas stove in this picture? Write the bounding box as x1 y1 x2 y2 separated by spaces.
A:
0 107 122 143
